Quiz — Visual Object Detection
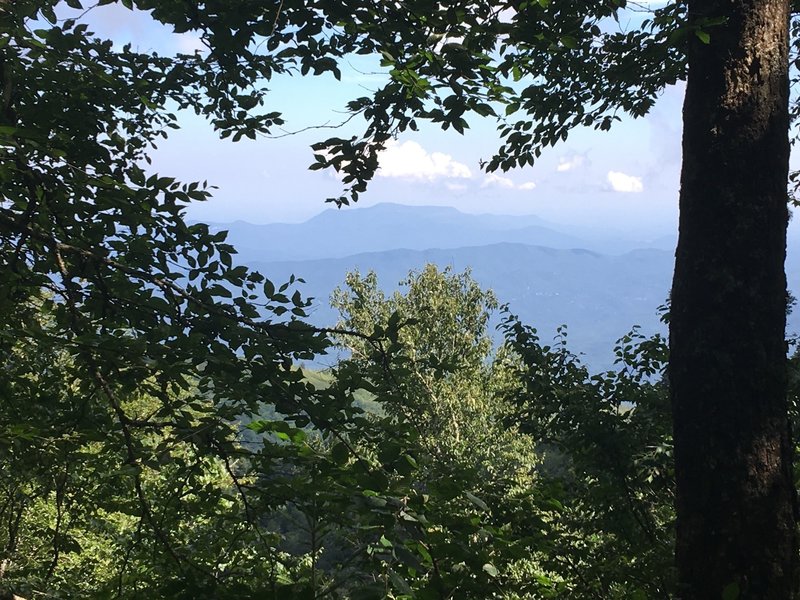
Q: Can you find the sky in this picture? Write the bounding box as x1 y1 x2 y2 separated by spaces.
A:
70 3 793 240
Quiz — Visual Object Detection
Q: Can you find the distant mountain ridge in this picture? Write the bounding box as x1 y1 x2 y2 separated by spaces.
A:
201 203 800 369
207 202 678 263
249 242 675 369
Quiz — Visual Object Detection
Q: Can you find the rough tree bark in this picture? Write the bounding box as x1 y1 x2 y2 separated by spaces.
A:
671 0 798 597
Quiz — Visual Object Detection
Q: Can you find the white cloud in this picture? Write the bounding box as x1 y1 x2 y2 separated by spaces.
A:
481 173 515 189
480 174 536 191
378 140 472 181
446 182 468 192
607 171 644 193
556 154 586 172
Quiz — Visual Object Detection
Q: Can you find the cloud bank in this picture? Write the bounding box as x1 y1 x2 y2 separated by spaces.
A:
557 154 586 172
481 173 515 188
481 173 536 191
378 140 472 181
607 171 643 193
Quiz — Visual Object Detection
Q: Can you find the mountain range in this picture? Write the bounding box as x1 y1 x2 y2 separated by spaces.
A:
205 203 800 370
209 203 677 263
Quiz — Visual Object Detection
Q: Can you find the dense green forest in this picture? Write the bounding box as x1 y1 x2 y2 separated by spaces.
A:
2 0 800 598
4 262 680 598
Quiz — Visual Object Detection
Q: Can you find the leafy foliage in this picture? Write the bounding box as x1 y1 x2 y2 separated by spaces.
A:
6 0 691 207
331 267 545 597
330 266 677 598
5 0 781 598
304 0 686 203
2 240 679 598
501 318 674 597
1 1 354 596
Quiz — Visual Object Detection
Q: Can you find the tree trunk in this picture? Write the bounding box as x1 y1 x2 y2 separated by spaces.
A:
671 0 798 597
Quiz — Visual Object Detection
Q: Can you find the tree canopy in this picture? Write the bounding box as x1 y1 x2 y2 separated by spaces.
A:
2 0 799 598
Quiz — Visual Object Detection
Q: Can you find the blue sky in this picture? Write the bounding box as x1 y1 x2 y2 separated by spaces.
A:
75 4 776 239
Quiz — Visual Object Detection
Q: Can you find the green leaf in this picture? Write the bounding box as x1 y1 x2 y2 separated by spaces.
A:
560 35 578 49
465 490 489 512
39 6 57 23
722 583 740 600
330 442 350 465
695 30 711 44
263 279 275 297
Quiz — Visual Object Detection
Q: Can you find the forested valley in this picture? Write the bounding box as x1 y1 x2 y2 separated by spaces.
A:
2 0 800 598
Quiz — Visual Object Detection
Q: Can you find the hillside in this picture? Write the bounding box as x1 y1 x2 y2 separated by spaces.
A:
250 243 674 369
207 203 800 369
